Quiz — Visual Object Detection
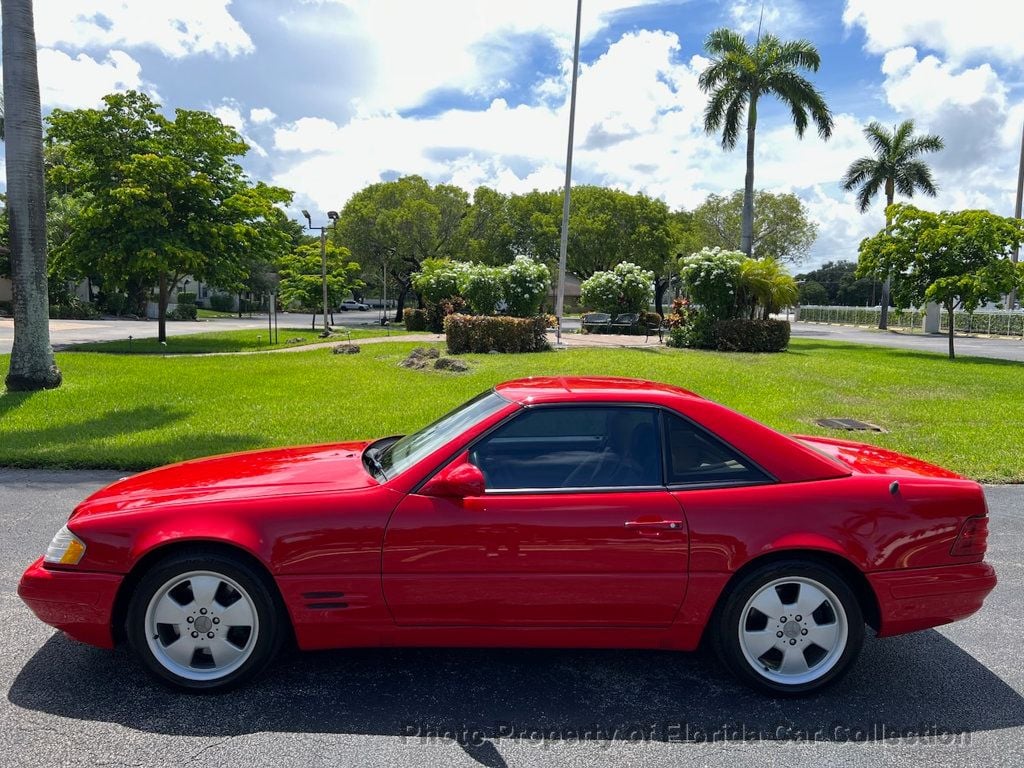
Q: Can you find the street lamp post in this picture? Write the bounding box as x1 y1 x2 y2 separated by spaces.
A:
554 0 583 344
302 209 339 336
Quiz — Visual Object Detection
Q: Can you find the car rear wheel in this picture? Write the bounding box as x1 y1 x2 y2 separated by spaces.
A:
126 551 284 692
712 560 864 695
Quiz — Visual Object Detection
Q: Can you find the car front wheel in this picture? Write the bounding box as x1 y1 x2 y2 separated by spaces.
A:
126 551 284 692
712 560 864 695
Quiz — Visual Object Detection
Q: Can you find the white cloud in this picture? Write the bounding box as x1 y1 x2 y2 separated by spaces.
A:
249 107 277 124
212 103 246 132
35 0 253 59
728 0 814 37
843 0 1024 64
37 49 144 109
290 0 682 112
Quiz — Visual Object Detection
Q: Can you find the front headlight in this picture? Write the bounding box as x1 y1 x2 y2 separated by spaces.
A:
44 525 87 565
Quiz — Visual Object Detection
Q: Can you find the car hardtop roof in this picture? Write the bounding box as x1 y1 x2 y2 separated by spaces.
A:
494 376 704 404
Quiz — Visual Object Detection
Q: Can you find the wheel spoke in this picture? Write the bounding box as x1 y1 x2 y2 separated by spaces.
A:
740 628 779 658
153 597 188 626
778 646 810 676
217 597 255 628
161 634 198 668
793 582 828 618
749 587 785 620
187 575 221 609
806 619 839 651
206 637 247 668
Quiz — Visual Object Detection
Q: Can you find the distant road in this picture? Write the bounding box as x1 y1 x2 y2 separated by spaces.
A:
789 322 1024 363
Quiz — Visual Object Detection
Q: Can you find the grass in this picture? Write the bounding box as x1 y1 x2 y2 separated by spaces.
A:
1 338 1023 481
195 308 240 319
64 326 420 355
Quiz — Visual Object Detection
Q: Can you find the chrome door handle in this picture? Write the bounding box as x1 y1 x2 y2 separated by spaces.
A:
624 520 683 530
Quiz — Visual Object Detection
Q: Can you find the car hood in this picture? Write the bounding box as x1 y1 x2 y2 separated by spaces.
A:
794 435 962 479
72 442 377 518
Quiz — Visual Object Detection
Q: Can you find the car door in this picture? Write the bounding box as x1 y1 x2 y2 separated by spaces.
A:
381 405 689 627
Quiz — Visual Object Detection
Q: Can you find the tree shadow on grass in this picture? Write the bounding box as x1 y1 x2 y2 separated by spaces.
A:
9 630 1023 766
0 404 264 470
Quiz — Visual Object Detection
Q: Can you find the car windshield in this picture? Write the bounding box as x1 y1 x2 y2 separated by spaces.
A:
374 390 510 479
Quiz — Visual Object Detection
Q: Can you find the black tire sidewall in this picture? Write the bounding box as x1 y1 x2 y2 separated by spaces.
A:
125 552 283 692
713 560 865 696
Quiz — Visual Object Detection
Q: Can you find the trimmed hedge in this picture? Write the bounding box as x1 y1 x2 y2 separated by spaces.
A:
444 314 550 354
713 319 790 352
403 308 428 331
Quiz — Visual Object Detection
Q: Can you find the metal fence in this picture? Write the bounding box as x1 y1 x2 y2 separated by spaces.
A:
797 305 1024 338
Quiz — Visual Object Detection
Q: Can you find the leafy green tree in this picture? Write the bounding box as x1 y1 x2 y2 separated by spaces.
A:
857 204 1024 359
461 186 517 266
798 279 828 305
795 260 880 306
699 28 832 257
692 190 818 263
338 175 468 321
2 0 61 391
277 241 362 329
579 262 654 315
842 120 944 328
45 91 292 342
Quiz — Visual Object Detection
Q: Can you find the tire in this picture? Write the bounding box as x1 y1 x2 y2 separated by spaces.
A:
711 559 864 696
125 550 285 692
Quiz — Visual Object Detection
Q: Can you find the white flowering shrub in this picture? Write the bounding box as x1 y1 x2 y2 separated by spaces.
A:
579 261 654 315
678 247 745 320
502 255 551 317
462 265 505 315
411 258 472 304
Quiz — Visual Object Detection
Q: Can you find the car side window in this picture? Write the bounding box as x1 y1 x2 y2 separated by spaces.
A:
662 411 770 486
470 406 662 490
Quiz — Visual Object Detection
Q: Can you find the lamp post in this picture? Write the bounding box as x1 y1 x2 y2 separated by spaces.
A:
1011 120 1024 311
302 209 339 336
554 0 583 344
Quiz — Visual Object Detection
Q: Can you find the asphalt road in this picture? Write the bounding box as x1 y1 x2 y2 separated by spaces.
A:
2 470 1022 768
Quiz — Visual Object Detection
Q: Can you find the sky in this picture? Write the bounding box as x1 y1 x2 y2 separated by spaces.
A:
4 0 1024 267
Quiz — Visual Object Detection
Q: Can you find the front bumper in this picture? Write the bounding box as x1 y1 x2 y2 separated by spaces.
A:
18 557 122 648
868 561 997 637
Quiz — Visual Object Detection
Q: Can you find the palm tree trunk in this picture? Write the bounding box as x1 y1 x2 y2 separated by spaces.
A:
877 181 895 330
740 95 758 257
2 0 61 391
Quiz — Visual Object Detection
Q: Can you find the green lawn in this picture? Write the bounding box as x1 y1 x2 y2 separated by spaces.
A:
1 339 1022 481
195 308 241 319
65 326 416 355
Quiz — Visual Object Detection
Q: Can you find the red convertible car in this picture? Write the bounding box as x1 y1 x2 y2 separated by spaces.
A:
19 377 995 695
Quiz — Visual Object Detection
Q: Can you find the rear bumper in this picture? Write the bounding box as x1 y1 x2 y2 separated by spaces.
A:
18 557 122 648
869 562 996 637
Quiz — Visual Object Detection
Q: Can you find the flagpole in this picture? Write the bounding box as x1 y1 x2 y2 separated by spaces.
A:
555 0 583 344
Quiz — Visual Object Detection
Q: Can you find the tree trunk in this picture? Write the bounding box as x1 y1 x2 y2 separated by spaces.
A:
157 272 168 343
947 304 955 360
654 276 668 317
393 283 409 323
2 0 61 391
740 95 758 257
878 181 895 330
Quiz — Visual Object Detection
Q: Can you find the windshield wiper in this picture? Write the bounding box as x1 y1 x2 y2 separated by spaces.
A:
364 447 387 480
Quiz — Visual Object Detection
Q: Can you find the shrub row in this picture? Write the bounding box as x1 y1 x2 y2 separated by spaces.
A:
49 299 100 320
713 319 791 352
403 308 428 331
444 314 550 354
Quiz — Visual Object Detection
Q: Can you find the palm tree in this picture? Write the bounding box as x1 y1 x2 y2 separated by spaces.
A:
740 257 799 319
699 28 833 257
842 120 943 329
2 0 61 390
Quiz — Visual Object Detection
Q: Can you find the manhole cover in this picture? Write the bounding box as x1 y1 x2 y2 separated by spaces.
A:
814 418 886 433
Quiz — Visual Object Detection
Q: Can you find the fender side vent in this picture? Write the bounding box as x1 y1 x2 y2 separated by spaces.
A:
302 591 346 599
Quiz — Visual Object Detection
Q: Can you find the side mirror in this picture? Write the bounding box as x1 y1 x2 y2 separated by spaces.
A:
421 454 486 498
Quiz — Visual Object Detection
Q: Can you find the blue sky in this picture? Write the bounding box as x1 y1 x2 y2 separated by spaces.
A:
5 0 1024 267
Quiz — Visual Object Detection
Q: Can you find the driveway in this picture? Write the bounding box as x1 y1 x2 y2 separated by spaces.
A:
2 470 1021 767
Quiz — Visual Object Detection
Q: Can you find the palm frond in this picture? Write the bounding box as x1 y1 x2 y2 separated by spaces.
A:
855 176 883 213
774 39 822 72
767 71 833 139
703 84 744 135
704 28 749 57
720 94 746 149
841 157 880 192
862 121 892 157
895 160 939 197
903 133 945 158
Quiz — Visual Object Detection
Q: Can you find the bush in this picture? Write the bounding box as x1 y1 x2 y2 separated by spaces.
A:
403 308 428 331
49 299 100 320
168 303 198 321
176 292 197 305
713 319 791 352
208 293 234 313
462 265 504 315
97 292 131 316
444 314 550 354
579 262 654 315
426 296 468 333
412 259 470 304
679 247 745 320
502 256 550 317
